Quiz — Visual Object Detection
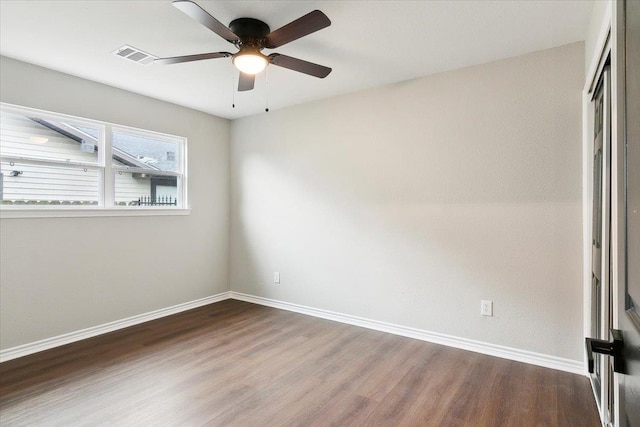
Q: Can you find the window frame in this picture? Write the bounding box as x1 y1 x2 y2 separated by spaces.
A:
0 102 189 218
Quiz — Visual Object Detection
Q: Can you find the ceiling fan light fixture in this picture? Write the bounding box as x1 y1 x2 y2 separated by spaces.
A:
233 49 267 75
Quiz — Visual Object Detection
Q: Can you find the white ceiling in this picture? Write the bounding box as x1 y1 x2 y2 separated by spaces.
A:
0 0 594 120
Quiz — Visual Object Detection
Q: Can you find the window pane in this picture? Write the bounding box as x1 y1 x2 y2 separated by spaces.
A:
0 103 187 212
1 161 99 205
114 171 179 207
112 131 180 172
0 109 100 165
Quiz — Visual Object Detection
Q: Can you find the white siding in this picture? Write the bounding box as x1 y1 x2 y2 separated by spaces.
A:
1 161 99 203
114 172 151 204
0 111 98 164
1 109 151 203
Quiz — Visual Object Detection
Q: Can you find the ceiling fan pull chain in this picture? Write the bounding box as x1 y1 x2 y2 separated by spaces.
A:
264 68 269 112
232 65 236 108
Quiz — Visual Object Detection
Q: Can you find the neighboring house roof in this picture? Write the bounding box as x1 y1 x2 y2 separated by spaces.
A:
30 118 161 170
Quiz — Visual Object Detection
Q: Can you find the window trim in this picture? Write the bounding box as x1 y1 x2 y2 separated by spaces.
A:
0 207 191 219
0 102 189 217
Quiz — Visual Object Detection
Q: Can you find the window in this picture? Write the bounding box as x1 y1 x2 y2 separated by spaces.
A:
0 103 187 214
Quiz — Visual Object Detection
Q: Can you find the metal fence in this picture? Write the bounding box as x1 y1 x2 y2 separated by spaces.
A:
137 195 177 206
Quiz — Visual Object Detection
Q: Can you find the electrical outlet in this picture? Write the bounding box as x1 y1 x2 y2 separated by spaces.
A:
481 300 493 316
274 272 280 284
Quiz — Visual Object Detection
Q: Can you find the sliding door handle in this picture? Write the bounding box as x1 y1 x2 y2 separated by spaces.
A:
585 329 625 374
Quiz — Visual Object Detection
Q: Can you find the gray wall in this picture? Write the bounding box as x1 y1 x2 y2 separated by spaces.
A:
230 43 585 360
1 42 586 362
0 56 230 349
585 0 610 74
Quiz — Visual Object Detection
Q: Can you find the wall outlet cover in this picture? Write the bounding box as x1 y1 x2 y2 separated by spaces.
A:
481 300 493 316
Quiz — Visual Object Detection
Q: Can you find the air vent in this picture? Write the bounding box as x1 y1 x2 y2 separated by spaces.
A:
112 45 157 66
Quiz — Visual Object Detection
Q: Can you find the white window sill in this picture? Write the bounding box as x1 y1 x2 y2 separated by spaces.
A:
0 208 191 219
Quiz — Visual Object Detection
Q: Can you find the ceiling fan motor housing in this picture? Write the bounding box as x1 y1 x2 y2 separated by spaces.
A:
229 18 270 48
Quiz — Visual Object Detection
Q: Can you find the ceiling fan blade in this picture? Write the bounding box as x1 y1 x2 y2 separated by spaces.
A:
172 0 239 43
268 54 332 78
264 10 330 49
238 72 255 91
155 52 231 65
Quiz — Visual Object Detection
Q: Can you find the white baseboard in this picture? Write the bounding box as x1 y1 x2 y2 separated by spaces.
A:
0 291 231 363
1 290 585 376
229 291 585 375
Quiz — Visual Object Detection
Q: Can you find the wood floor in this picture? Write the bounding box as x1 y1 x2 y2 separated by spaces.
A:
0 299 599 426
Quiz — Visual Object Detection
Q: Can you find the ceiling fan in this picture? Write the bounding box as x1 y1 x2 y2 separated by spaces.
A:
155 0 332 92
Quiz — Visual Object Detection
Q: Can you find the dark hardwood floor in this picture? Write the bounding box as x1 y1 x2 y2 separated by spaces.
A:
0 299 599 426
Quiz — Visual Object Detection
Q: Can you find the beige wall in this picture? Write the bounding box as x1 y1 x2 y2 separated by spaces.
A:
1 42 586 362
230 43 585 360
0 56 231 349
584 0 611 75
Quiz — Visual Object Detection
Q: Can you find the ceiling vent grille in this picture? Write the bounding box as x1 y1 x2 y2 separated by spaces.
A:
112 45 156 65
